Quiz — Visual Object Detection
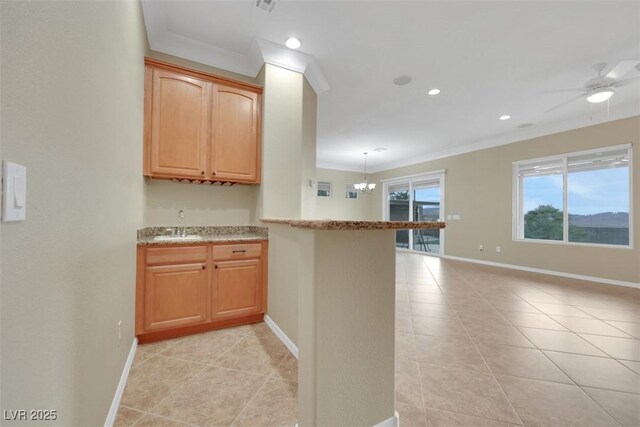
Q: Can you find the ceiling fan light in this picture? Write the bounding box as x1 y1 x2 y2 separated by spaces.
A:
586 88 614 104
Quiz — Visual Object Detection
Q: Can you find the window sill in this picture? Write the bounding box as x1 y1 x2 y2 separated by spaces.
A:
512 238 633 250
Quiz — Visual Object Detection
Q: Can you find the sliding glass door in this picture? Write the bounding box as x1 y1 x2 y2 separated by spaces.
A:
412 180 441 254
388 183 410 249
384 172 444 255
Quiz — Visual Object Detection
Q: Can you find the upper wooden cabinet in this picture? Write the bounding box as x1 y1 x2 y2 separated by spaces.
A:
149 69 210 179
211 86 259 182
144 59 263 184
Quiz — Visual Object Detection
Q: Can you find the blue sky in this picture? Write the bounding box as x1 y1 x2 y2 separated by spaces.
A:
523 167 629 215
415 187 440 203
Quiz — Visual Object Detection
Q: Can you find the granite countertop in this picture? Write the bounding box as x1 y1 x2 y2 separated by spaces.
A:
260 219 446 231
137 226 268 245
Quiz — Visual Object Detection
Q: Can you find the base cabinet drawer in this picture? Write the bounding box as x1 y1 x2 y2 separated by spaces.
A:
212 259 262 319
146 245 207 265
212 243 262 260
144 263 208 331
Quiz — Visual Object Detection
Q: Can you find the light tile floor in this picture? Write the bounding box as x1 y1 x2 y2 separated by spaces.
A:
115 322 297 426
396 253 640 427
117 253 640 426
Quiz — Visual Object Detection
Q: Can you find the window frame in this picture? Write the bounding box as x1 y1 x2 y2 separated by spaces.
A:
512 143 633 249
381 170 446 256
317 181 332 198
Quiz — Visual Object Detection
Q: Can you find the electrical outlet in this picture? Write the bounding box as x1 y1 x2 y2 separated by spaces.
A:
117 320 122 346
479 244 484 252
496 246 501 253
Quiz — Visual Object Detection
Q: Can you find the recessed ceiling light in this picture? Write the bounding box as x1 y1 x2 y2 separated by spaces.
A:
256 0 277 12
586 88 614 104
499 115 511 121
373 147 388 152
427 88 441 96
393 75 412 86
517 123 534 129
285 37 301 49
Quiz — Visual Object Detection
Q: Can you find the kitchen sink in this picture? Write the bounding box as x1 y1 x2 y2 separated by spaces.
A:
153 235 203 242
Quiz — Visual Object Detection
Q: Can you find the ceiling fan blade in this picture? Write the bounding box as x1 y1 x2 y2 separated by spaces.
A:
545 93 586 113
614 75 640 87
605 60 640 80
543 88 585 94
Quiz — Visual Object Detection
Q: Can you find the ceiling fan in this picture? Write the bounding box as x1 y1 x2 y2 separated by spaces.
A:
546 60 640 112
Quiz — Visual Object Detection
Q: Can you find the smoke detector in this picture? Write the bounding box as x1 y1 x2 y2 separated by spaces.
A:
256 0 277 12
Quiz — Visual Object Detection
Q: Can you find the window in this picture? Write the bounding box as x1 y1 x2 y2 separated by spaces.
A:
317 181 331 197
345 184 358 199
514 145 632 247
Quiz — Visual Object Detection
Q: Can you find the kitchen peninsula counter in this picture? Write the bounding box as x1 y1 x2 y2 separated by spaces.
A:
260 218 446 230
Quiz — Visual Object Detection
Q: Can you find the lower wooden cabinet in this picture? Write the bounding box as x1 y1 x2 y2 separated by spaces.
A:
212 259 262 319
144 263 208 331
136 241 268 343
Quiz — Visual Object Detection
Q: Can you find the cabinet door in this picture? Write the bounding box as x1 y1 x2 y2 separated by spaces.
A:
144 263 208 331
149 69 210 178
210 85 259 182
212 259 262 319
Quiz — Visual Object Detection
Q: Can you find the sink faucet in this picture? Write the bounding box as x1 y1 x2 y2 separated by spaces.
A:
177 209 185 237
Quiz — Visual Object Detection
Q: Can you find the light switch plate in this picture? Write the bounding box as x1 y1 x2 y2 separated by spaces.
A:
2 160 27 222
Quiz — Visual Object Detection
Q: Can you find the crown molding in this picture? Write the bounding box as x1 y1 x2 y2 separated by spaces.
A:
141 1 329 93
319 109 640 174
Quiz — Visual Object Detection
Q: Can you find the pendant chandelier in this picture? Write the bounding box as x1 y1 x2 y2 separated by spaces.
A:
354 152 376 193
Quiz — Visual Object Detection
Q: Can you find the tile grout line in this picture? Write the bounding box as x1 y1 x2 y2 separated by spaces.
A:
404 270 430 426
142 362 210 423
125 404 199 427
421 257 527 426
439 257 630 426
229 346 294 426
131 329 262 426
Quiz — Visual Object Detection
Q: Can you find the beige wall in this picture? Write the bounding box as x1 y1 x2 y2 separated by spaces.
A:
1 1 146 425
264 224 301 344
259 64 306 220
310 230 395 426
370 116 640 284
145 180 259 226
300 78 318 219
259 65 319 344
316 168 375 220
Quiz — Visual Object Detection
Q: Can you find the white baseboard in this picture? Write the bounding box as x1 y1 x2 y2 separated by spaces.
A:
104 338 138 427
264 315 298 359
374 411 400 427
442 255 640 289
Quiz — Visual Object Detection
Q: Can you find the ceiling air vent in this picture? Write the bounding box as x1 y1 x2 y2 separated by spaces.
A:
256 0 277 13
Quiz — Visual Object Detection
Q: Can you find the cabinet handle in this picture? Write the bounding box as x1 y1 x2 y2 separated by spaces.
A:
214 265 218 269
202 265 206 270
232 249 247 254
212 172 216 176
201 171 205 175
